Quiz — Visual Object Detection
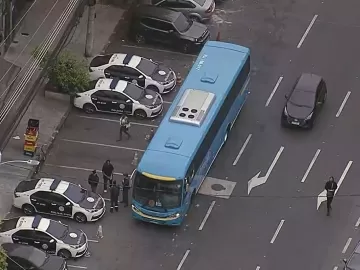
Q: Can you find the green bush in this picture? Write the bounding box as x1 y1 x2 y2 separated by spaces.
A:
0 245 7 270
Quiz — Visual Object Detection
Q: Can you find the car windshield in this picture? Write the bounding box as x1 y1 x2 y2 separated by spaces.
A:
124 84 144 100
288 90 314 108
193 0 206 6
174 13 192 33
28 247 48 267
133 172 182 210
46 220 68 240
136 59 158 75
63 184 87 203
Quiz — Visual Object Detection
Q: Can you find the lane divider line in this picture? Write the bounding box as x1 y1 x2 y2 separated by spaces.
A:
342 238 352 254
177 250 190 270
198 200 216 231
233 133 252 166
256 267 261 270
270 219 285 244
121 44 197 57
297 15 318 48
336 91 351 118
301 149 321 183
265 76 283 107
75 115 159 128
355 217 360 227
67 265 87 269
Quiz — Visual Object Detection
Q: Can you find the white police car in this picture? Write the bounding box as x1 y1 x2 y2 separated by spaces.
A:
89 53 176 94
73 78 163 118
0 216 88 259
13 178 105 223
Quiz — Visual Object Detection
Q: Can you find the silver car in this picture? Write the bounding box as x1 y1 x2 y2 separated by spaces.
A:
149 0 215 22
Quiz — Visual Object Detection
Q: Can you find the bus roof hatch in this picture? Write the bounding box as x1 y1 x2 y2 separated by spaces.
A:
170 89 215 127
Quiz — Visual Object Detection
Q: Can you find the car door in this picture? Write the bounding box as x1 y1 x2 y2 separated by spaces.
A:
109 91 133 114
32 231 57 255
91 90 112 111
152 20 177 44
12 229 34 246
104 65 122 79
48 193 73 218
30 191 52 213
120 66 144 84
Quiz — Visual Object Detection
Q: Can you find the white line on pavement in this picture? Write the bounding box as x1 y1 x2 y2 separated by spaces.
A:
75 115 159 128
198 201 216 231
45 164 125 176
333 267 338 270
121 44 197 57
336 91 351 118
177 250 191 270
297 15 318 48
342 238 352 254
67 265 87 269
60 139 145 152
87 239 99 243
265 76 283 107
355 217 360 227
163 100 172 104
233 134 252 166
301 149 321 183
256 267 261 270
270 219 285 244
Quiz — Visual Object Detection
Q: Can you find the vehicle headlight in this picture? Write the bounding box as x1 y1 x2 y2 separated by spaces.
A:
283 107 288 116
86 209 97 213
168 213 180 219
305 113 313 120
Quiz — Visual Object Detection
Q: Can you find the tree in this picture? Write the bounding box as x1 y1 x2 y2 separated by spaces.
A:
0 245 7 270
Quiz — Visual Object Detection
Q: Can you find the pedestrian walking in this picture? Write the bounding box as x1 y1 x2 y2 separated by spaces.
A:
102 160 114 193
121 173 130 207
325 176 338 216
117 114 131 141
88 170 99 193
110 181 120 213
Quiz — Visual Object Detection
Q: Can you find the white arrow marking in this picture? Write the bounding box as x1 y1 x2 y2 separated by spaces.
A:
248 146 284 194
317 161 353 210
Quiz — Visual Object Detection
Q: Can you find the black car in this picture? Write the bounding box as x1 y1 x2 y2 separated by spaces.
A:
2 243 67 270
129 5 210 53
281 73 327 129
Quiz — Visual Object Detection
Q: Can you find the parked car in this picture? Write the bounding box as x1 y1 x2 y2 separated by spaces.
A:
89 53 176 93
343 240 360 269
144 0 215 22
129 5 210 53
13 178 105 223
74 78 163 118
0 216 88 259
281 73 327 129
2 243 67 270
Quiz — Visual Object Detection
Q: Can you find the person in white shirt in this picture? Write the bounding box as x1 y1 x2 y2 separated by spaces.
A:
117 114 131 141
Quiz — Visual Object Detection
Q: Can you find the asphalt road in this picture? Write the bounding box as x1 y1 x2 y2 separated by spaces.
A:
23 0 360 269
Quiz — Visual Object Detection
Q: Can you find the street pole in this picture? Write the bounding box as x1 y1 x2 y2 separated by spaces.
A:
84 0 96 57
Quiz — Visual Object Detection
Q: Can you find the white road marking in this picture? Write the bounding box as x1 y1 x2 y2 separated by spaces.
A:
270 219 285 244
342 238 352 253
163 100 172 104
121 44 197 57
297 15 318 48
75 115 159 128
87 239 99 243
60 139 145 152
317 161 353 209
177 250 190 270
333 267 338 270
248 146 284 194
301 149 321 183
355 217 360 227
198 201 216 231
232 134 252 165
256 267 261 270
336 91 351 118
67 265 87 269
265 76 283 107
45 164 125 176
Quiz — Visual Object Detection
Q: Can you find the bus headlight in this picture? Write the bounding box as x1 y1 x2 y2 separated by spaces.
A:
168 213 180 219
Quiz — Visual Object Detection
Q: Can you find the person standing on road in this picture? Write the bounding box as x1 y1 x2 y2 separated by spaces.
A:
117 114 131 141
102 160 114 193
325 176 338 216
88 170 99 193
121 173 130 207
110 180 120 213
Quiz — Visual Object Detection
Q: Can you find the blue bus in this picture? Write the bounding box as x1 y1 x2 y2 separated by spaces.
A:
131 41 251 226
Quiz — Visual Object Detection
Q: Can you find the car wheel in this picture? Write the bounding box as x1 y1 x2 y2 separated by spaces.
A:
181 43 191 54
58 249 72 259
83 103 96 114
134 109 147 119
74 212 87 223
135 34 145 44
22 204 35 215
146 85 160 93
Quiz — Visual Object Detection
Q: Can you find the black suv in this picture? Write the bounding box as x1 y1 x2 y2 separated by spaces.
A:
281 73 327 129
129 5 210 53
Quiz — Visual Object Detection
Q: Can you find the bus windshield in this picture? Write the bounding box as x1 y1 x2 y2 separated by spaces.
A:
133 172 183 210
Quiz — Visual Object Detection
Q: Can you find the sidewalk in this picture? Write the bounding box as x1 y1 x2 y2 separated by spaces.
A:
0 3 124 219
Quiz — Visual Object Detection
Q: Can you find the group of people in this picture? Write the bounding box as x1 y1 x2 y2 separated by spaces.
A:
87 159 131 213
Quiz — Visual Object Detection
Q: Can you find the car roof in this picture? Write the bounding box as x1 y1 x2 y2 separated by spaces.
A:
109 54 142 68
34 178 70 194
134 5 180 22
94 78 128 93
295 73 322 93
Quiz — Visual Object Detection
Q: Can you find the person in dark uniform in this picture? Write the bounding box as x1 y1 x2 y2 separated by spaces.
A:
121 173 130 207
110 180 120 213
117 114 131 141
325 176 338 216
102 160 114 193
88 170 99 193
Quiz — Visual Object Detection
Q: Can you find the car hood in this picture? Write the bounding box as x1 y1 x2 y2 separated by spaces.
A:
286 103 313 119
42 255 66 270
151 65 174 82
182 22 208 39
139 89 162 106
62 228 86 246
78 192 104 210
